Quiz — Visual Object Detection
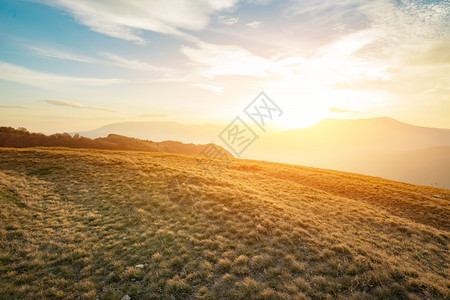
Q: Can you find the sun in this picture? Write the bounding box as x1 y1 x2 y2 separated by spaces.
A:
264 71 381 129
264 77 337 129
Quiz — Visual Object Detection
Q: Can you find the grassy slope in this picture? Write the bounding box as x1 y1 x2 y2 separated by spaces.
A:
0 147 448 299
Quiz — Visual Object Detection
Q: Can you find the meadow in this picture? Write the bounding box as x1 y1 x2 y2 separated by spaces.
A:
0 147 448 299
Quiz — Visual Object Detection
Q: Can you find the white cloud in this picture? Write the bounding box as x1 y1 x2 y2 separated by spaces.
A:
141 114 166 118
287 0 449 53
180 42 304 77
27 44 174 74
311 29 390 81
0 105 33 109
366 0 449 42
217 15 239 25
42 99 116 112
37 0 239 44
246 21 261 29
247 0 272 4
27 46 97 63
191 83 225 94
100 52 173 73
328 107 352 113
0 61 124 88
279 0 450 94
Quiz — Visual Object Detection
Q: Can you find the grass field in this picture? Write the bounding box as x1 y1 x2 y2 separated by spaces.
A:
0 147 448 299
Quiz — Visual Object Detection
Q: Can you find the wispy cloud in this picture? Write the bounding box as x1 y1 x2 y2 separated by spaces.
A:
217 15 239 25
27 44 174 74
100 52 173 73
38 0 239 44
180 42 304 77
0 61 125 88
246 21 261 29
41 100 117 112
333 63 450 96
328 107 352 113
247 0 273 4
0 105 33 109
287 0 449 56
191 83 225 94
27 45 97 63
140 114 166 118
404 41 450 66
366 0 450 43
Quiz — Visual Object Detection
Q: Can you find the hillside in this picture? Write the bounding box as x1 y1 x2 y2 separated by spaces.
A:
246 117 450 188
0 147 448 299
341 146 450 188
76 118 450 188
0 127 232 157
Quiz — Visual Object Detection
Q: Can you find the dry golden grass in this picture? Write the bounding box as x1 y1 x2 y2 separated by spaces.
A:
0 147 448 299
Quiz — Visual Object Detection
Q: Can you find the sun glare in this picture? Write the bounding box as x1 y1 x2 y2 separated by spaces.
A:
266 76 343 129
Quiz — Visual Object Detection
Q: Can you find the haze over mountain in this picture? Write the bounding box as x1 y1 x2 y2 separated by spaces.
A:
78 117 450 188
248 117 450 188
0 127 232 158
78 122 226 145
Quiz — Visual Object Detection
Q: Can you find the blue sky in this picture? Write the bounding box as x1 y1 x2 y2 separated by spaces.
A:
0 0 449 133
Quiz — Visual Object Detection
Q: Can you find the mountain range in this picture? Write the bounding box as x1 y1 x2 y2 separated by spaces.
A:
77 117 450 188
78 121 223 144
0 127 232 158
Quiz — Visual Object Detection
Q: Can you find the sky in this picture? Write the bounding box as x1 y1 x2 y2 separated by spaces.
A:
0 0 449 133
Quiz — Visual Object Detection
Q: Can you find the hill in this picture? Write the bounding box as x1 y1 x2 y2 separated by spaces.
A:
340 146 450 188
78 121 225 144
0 127 232 157
257 117 450 153
246 117 450 188
0 147 448 299
76 118 450 188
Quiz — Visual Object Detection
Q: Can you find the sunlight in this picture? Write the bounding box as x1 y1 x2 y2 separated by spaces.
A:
266 75 351 129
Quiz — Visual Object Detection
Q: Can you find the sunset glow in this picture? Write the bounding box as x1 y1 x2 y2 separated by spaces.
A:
1 2 449 298
0 0 449 132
